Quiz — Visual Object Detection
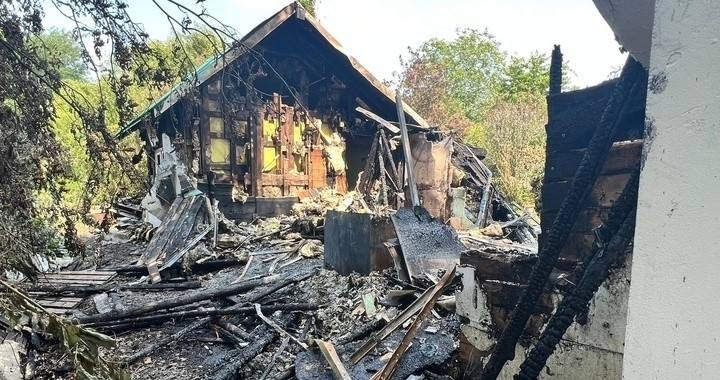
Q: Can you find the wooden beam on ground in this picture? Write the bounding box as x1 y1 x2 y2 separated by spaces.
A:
315 339 352 380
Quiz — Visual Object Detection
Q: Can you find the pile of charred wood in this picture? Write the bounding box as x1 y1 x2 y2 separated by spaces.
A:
1 114 540 379
1 201 463 380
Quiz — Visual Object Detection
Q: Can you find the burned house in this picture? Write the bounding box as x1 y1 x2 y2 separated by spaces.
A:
117 2 429 222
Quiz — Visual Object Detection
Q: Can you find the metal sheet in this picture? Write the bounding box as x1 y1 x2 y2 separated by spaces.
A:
390 206 462 282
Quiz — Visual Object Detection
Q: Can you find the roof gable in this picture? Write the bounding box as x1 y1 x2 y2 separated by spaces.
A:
117 2 427 138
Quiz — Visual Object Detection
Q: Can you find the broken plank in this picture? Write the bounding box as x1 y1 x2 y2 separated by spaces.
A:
138 196 184 265
35 278 111 285
371 267 456 380
314 339 352 380
255 303 308 350
355 107 401 134
211 325 276 380
78 275 280 324
160 225 213 271
140 195 205 267
26 281 202 294
147 262 161 284
38 273 116 280
36 300 81 308
89 304 318 330
350 283 436 364
396 92 420 207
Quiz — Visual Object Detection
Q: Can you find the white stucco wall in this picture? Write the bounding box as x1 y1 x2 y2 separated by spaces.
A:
623 1 720 378
457 261 631 379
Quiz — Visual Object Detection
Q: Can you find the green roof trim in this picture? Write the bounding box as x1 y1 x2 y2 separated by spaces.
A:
115 51 228 139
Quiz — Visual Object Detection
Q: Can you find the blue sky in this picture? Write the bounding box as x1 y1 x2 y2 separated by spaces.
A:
43 0 626 88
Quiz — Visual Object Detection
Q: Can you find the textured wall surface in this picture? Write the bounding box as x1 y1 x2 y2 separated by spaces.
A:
623 0 720 378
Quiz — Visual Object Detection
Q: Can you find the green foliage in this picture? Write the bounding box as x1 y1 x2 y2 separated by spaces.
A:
32 218 64 251
30 28 87 81
397 29 558 208
51 79 146 213
500 52 550 102
298 0 318 15
3 280 129 380
45 29 223 215
483 95 547 208
397 29 506 128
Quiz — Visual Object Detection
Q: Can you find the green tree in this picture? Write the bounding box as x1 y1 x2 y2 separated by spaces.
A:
398 29 506 125
500 52 551 102
396 29 558 208
30 28 86 81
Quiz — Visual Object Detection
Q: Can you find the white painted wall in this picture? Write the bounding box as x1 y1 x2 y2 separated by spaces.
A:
457 261 631 379
623 1 720 378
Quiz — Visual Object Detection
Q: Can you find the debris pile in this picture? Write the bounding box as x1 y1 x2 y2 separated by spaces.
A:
1 109 540 380
1 201 463 380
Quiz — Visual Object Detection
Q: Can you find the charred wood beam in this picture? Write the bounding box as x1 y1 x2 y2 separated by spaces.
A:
213 324 250 348
358 131 380 197
549 45 563 95
25 281 203 295
126 316 212 364
515 163 640 379
396 92 420 207
77 276 279 324
479 57 645 380
519 213 636 379
211 326 275 380
89 303 319 331
237 269 317 305
211 314 297 380
372 267 456 380
379 130 400 190
103 258 247 274
119 273 311 363
518 213 636 380
216 320 252 341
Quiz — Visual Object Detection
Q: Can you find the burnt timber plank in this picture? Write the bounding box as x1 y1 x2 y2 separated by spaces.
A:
545 140 642 182
38 274 116 281
32 270 117 314
139 196 184 265
541 173 631 214
143 194 206 282
37 300 82 308
35 279 110 285
482 281 555 315
542 207 610 235
43 307 71 314
460 249 537 284
546 78 646 153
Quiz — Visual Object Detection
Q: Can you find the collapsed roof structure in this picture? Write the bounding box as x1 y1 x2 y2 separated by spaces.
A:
117 2 433 223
